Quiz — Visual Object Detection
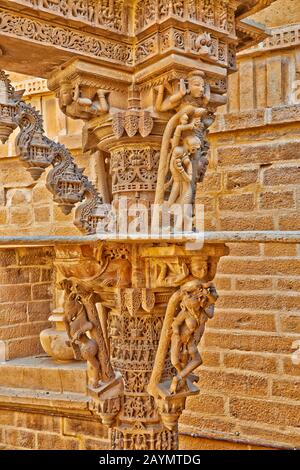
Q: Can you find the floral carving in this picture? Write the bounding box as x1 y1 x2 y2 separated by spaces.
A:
0 9 133 65
110 147 159 195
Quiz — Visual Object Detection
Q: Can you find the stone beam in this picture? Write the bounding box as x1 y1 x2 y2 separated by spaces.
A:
0 2 271 77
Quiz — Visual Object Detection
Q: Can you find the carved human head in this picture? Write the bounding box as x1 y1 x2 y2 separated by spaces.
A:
190 258 208 279
184 135 201 154
188 71 205 98
59 81 73 106
181 280 218 319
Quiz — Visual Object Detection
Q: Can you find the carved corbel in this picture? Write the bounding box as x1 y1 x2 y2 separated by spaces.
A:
59 276 124 425
0 70 109 233
57 81 111 121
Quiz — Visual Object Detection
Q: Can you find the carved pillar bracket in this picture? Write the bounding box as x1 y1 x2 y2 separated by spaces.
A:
0 71 107 231
54 242 228 449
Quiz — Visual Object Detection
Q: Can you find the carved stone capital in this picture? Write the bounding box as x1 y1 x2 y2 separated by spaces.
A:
52 240 228 449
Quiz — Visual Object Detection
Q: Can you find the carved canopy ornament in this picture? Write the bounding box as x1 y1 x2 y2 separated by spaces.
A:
0 70 24 144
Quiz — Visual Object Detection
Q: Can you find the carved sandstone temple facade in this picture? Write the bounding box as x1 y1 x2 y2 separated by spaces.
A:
0 0 299 451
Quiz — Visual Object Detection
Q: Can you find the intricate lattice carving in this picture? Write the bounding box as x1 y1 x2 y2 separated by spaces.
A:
110 147 159 195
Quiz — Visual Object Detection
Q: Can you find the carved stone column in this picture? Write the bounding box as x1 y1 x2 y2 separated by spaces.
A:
0 1 273 451
44 1 270 450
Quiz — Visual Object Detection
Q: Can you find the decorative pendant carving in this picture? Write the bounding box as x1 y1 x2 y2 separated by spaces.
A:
0 71 23 144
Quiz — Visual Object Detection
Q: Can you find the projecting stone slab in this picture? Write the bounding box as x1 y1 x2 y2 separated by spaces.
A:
0 356 87 394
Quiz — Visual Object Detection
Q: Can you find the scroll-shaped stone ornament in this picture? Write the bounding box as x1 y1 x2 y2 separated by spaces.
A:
0 69 108 234
15 102 52 180
74 179 107 234
58 82 110 120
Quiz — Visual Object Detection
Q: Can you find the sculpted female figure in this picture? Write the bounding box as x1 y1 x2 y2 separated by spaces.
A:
62 280 101 388
155 71 211 206
148 280 218 398
165 114 200 209
169 282 218 394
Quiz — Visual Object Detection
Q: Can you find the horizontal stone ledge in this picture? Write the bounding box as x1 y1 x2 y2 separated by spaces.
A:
0 231 299 247
212 105 300 133
0 386 89 414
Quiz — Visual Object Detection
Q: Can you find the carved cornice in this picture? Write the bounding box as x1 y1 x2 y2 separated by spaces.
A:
239 24 300 57
0 2 270 76
0 0 129 36
0 8 133 68
0 0 273 40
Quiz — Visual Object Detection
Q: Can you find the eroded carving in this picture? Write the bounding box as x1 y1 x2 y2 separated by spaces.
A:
58 82 110 120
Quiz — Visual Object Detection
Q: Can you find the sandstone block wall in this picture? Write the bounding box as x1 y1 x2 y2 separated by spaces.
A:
0 410 110 450
0 247 53 361
180 241 300 449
